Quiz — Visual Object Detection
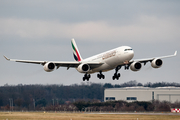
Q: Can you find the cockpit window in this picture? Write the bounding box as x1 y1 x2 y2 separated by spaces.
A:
124 49 133 51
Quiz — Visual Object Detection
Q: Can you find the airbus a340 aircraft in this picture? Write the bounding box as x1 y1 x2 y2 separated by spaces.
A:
4 39 177 81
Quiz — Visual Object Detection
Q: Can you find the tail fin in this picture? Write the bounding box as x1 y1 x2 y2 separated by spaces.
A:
71 38 83 62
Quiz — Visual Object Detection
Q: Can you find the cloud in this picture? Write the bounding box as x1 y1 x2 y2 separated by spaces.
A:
0 15 180 43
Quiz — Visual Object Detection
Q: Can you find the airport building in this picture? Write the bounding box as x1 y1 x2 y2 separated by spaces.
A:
104 87 180 103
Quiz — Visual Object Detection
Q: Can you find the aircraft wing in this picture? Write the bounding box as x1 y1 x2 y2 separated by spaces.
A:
3 56 103 69
130 51 177 64
4 56 46 64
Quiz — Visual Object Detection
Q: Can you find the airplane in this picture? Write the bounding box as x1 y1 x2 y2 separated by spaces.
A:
4 38 177 81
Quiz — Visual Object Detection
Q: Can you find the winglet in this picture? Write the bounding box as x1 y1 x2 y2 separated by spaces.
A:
3 56 10 61
174 51 177 56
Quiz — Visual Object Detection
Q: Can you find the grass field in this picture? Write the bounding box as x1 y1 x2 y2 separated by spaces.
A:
0 112 180 120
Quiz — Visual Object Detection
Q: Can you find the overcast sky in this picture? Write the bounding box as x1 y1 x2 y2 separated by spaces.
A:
1 0 180 86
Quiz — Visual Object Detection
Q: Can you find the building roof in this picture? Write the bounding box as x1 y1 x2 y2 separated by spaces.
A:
105 86 180 90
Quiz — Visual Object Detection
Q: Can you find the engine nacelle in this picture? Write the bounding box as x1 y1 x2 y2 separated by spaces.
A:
130 62 142 71
43 62 55 72
77 63 90 73
151 59 163 68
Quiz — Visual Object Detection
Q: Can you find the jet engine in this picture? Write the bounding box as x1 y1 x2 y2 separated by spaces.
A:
43 62 55 72
130 62 142 71
151 59 163 68
77 63 90 73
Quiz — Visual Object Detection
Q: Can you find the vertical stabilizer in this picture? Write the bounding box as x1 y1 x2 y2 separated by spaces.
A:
71 38 83 62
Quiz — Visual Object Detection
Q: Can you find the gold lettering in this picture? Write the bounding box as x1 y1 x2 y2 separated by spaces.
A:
102 50 116 60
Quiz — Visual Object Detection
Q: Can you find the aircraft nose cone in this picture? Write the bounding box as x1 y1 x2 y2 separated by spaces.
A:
129 50 134 59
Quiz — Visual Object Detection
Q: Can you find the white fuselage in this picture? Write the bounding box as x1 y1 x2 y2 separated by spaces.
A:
78 46 134 73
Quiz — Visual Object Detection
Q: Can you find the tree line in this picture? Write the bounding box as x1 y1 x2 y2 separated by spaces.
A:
0 80 180 111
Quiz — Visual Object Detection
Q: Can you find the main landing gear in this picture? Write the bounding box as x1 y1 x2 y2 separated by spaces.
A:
112 65 121 80
97 71 105 79
83 73 91 81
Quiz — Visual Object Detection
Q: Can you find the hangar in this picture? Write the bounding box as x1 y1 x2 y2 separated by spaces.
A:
104 87 180 103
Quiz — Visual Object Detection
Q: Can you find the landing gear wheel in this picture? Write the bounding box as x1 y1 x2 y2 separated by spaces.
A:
102 75 105 79
124 65 130 70
112 65 122 80
83 73 91 81
97 74 100 78
112 73 121 80
118 73 120 77
88 74 91 79
97 71 105 79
